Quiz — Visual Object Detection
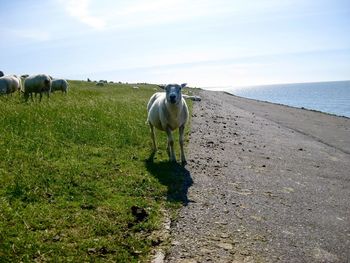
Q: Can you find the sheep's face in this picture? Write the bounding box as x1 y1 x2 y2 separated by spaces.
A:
164 83 187 104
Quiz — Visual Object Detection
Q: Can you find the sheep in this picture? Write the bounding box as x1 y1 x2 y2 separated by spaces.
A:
51 79 68 94
23 74 52 102
0 76 11 94
147 83 190 165
0 75 21 95
12 75 22 92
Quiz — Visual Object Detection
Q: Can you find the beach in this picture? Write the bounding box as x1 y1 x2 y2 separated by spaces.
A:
165 90 350 262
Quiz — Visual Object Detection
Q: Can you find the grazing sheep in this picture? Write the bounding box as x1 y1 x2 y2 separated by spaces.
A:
96 82 104 86
23 74 52 102
147 83 189 164
51 79 68 94
0 75 21 95
12 75 22 92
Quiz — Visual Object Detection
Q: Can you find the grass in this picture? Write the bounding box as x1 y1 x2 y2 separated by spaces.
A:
0 81 193 262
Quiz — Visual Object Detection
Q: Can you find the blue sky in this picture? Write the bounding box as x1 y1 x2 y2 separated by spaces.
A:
1 0 349 89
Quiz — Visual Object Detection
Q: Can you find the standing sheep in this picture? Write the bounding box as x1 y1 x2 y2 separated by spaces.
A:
23 74 52 102
51 79 69 94
0 75 21 95
147 83 189 164
12 75 22 92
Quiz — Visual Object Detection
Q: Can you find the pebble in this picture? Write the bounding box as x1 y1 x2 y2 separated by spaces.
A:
217 242 233 250
221 233 230 238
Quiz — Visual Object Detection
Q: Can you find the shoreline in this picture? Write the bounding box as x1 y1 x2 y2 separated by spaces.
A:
166 89 350 262
223 91 350 120
218 90 350 155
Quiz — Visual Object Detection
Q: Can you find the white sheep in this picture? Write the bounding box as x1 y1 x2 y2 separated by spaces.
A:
51 79 69 94
23 74 52 102
13 75 23 93
0 75 21 95
147 83 190 164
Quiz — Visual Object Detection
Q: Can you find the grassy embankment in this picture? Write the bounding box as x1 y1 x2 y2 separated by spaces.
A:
0 81 192 262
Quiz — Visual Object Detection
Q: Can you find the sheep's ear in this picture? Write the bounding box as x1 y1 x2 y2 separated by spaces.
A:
158 84 165 90
181 83 187 88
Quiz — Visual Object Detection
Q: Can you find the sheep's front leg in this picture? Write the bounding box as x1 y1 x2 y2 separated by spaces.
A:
166 128 176 162
149 123 157 152
179 125 187 165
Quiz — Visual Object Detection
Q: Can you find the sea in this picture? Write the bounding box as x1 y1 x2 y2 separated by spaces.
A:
229 80 350 118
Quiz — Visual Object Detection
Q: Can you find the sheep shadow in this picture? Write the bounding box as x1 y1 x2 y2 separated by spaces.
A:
145 152 193 206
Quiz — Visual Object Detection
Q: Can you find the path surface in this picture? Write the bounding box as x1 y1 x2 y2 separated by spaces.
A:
165 90 350 263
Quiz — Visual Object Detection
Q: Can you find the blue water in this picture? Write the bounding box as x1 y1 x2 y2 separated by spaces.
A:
230 81 350 118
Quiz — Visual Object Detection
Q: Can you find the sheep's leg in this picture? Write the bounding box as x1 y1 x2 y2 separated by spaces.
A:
179 125 187 165
166 128 176 162
149 123 157 152
39 92 43 102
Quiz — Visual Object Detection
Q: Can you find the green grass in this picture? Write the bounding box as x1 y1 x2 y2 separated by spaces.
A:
0 81 193 262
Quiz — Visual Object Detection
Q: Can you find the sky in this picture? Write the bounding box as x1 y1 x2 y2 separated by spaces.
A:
1 0 349 89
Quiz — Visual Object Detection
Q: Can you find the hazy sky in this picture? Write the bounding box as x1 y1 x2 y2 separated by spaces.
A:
1 0 349 88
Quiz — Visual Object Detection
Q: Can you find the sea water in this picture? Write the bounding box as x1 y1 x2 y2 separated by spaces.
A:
230 81 350 118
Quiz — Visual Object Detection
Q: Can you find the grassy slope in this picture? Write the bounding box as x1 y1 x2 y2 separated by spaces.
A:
0 81 192 262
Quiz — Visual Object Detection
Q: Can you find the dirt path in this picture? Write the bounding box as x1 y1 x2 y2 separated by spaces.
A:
165 90 350 263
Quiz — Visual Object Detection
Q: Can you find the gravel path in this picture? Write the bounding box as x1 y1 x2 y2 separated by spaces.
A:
165 90 350 263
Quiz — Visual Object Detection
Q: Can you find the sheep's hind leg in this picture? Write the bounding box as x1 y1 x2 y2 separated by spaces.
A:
179 125 187 165
166 128 176 162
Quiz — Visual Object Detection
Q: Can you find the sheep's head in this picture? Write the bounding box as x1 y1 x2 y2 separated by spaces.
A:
161 83 187 104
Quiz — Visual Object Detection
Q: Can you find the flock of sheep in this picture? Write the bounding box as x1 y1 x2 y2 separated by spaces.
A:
1 67 199 164
0 71 68 101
